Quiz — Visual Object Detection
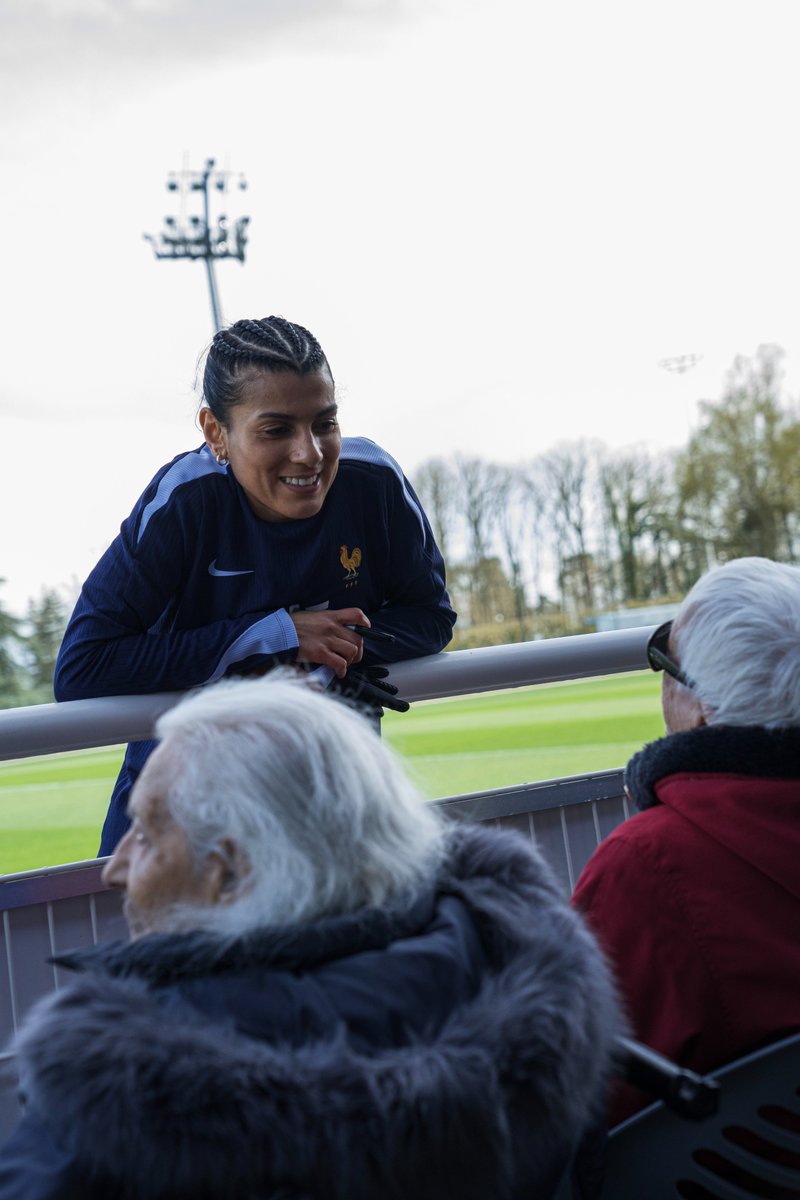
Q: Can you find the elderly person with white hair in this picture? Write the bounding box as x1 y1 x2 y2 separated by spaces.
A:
0 674 619 1200
573 556 800 1125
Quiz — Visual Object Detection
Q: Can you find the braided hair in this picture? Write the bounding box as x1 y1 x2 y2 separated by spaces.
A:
202 316 332 425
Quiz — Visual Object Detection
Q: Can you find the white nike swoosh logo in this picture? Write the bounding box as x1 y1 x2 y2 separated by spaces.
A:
208 559 255 577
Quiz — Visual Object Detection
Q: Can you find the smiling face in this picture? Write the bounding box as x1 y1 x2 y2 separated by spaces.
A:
101 743 226 938
199 367 341 522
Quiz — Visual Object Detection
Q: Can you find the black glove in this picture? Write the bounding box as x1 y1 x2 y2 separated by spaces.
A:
328 665 410 715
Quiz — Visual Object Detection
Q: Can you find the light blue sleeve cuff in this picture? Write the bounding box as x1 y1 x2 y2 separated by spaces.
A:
202 609 299 685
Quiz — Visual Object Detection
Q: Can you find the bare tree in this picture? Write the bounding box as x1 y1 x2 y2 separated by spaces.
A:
453 456 506 625
540 442 601 612
455 456 501 559
492 466 533 638
599 447 678 603
517 465 550 611
411 457 460 564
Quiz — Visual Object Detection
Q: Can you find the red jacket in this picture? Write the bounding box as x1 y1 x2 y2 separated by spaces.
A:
572 724 800 1125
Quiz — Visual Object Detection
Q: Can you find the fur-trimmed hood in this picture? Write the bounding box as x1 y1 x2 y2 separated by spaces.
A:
626 724 800 811
8 824 621 1200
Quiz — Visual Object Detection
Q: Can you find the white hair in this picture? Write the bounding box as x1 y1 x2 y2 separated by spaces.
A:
152 672 445 935
674 557 800 728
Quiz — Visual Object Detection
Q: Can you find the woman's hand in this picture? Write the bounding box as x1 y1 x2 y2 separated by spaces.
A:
290 608 370 678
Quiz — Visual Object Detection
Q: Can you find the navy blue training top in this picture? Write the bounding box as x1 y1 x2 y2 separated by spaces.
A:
55 437 455 852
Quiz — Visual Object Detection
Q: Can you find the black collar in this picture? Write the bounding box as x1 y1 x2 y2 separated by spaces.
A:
625 724 800 811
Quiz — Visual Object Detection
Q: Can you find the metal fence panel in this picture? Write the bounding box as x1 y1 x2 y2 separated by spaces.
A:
0 1054 17 1147
92 889 127 943
0 886 125 1141
49 895 107 990
0 921 15 1048
2 907 57 1039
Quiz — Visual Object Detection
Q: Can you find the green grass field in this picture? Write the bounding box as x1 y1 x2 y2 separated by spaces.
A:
0 672 664 874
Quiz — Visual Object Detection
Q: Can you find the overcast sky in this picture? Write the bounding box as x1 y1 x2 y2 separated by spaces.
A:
2 0 799 613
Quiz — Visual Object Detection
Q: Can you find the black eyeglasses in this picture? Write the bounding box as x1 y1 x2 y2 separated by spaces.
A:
646 621 696 690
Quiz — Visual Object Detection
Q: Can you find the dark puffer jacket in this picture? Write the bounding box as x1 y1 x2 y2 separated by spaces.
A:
0 824 621 1200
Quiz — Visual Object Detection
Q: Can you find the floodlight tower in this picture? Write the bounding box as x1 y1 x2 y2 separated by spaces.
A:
144 158 250 332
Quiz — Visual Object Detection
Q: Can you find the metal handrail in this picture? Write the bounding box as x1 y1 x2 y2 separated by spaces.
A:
0 858 110 906
0 627 655 762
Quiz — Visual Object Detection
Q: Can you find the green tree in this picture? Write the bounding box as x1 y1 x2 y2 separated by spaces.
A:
676 345 800 569
448 556 518 628
0 582 25 708
25 588 68 700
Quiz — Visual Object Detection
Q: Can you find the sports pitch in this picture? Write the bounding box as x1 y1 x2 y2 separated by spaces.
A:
0 672 664 875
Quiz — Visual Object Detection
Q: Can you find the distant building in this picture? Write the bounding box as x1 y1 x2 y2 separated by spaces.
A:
592 602 681 633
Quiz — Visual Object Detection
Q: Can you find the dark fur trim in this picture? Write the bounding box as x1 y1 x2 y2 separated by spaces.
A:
626 725 800 811
52 886 439 982
17 825 621 1200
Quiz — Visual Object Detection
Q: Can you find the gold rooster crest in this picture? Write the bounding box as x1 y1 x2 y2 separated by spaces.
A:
339 545 362 582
